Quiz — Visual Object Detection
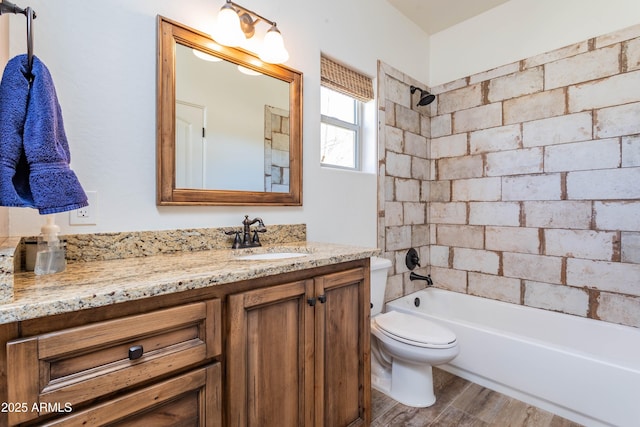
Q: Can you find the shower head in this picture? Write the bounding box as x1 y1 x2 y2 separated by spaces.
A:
410 85 435 106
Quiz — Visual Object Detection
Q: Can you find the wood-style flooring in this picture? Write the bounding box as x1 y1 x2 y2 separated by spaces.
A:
371 372 584 427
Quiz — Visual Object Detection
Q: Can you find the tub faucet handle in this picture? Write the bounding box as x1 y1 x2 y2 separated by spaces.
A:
406 248 421 270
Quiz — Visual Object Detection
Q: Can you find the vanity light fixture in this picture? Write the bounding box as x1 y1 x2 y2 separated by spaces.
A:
213 0 289 64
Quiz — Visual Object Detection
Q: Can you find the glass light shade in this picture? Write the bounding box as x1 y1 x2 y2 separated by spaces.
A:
192 49 222 62
259 25 289 64
214 4 245 46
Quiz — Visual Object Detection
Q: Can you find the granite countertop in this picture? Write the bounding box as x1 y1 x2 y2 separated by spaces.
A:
0 241 379 324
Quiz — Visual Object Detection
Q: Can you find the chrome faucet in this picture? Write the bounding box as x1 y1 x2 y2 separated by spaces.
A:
225 215 267 249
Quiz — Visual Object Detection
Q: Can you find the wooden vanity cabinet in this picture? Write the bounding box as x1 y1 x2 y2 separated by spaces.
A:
5 299 222 426
227 267 371 427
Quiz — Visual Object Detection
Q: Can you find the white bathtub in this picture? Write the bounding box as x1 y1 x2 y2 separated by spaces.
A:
385 288 640 427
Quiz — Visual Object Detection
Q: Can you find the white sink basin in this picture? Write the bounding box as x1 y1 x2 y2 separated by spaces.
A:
236 252 308 261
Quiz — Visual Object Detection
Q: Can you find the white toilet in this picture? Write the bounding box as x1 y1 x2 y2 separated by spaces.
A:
369 257 459 407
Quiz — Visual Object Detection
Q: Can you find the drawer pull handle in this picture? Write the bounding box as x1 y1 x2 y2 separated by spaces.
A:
128 345 144 360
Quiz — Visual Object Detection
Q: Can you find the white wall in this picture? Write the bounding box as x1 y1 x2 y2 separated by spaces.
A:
7 0 428 247
430 0 640 86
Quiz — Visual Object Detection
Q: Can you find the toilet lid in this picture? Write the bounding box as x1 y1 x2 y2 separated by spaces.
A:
374 311 456 348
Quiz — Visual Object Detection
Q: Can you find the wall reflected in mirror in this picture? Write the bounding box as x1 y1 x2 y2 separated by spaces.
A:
175 43 290 193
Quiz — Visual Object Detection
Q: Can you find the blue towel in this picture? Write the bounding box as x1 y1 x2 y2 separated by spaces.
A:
0 54 87 214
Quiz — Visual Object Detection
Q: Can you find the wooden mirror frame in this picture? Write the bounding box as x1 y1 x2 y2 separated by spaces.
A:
157 16 303 206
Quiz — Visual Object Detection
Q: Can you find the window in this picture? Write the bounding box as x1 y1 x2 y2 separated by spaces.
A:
321 86 362 169
320 55 374 171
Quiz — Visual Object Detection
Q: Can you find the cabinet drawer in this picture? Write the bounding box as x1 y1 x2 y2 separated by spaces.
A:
6 299 221 425
39 363 221 427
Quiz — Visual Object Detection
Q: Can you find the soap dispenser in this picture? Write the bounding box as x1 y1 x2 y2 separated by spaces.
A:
34 216 66 275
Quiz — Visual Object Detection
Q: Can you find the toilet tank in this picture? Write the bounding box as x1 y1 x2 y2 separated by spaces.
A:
370 257 392 316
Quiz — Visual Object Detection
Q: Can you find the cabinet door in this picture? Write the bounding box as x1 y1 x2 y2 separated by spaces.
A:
314 267 370 427
227 280 315 427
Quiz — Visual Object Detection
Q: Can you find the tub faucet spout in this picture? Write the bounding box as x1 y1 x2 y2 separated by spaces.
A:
410 272 433 286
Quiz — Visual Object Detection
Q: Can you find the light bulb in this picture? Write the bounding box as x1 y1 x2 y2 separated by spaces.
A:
259 24 289 64
214 2 245 46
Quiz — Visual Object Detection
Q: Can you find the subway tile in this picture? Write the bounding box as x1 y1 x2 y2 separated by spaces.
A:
386 225 412 251
385 74 411 108
502 174 562 201
503 253 562 283
385 125 404 152
567 258 640 296
621 232 640 263
524 201 592 229
468 272 521 304
544 138 620 173
488 67 543 102
405 131 428 158
438 83 483 115
429 202 467 224
545 45 620 90
622 135 640 167
430 266 468 292
386 151 412 178
595 101 640 138
395 178 420 202
395 103 421 134
626 37 640 72
569 71 640 113
453 247 500 275
432 133 468 159
403 202 426 225
469 202 521 226
431 114 452 138
384 201 403 226
470 124 522 154
453 103 503 133
594 201 640 232
469 61 520 84
597 292 640 328
411 157 430 181
524 281 589 316
524 41 589 68
544 229 617 261
411 225 430 247
430 245 451 268
567 168 640 200
438 155 484 180
452 177 502 201
504 88 565 124
522 112 592 148
595 23 640 48
436 225 485 249
430 180 451 202
486 226 540 254
485 147 543 176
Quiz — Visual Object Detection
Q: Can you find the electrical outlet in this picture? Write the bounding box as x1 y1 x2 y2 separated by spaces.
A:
70 191 98 225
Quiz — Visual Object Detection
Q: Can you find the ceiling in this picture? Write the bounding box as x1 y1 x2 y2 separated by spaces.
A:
387 0 510 35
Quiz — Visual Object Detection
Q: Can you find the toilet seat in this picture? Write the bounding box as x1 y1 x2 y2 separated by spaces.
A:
374 311 457 349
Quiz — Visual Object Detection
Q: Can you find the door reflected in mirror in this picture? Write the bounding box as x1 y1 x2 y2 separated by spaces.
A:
157 16 303 206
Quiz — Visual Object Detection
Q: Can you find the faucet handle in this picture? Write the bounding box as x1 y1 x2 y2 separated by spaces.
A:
252 228 266 245
224 230 242 249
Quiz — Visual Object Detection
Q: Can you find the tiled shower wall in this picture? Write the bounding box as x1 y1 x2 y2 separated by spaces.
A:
377 62 432 302
378 23 640 328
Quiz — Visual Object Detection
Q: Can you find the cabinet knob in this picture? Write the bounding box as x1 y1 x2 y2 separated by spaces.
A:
318 295 327 304
307 297 316 307
128 345 144 360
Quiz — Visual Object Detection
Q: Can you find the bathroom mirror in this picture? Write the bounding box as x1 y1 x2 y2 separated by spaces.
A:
157 16 303 206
